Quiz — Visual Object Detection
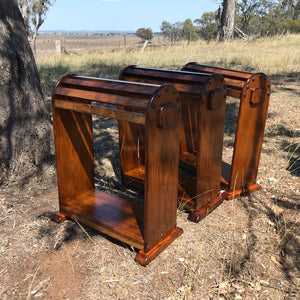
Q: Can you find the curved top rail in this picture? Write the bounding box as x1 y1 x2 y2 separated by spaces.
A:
119 65 226 102
52 74 165 110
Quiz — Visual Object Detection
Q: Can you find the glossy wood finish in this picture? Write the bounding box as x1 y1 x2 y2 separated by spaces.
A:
182 63 271 199
119 66 227 222
136 227 183 265
52 74 182 265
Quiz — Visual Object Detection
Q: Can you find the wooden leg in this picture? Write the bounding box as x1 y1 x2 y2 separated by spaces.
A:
188 194 225 223
53 212 67 223
135 227 183 266
225 183 262 200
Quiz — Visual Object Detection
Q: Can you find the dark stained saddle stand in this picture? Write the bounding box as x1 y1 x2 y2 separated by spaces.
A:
52 74 183 266
119 66 227 223
182 62 271 199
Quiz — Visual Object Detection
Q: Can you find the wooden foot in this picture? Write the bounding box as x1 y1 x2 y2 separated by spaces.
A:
135 227 183 266
225 183 262 200
52 212 67 223
188 194 225 223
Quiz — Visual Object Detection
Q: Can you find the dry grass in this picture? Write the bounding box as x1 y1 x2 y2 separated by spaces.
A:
0 34 299 299
37 34 300 74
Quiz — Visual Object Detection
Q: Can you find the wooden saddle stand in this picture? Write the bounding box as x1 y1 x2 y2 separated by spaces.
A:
52 74 183 266
182 63 271 200
119 66 227 223
51 64 270 265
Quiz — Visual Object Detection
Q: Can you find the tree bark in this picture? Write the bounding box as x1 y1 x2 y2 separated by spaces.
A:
218 0 236 41
0 0 54 188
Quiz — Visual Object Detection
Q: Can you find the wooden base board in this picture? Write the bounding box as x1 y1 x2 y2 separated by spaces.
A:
188 194 225 223
224 183 262 200
135 227 183 266
55 189 145 249
52 189 183 266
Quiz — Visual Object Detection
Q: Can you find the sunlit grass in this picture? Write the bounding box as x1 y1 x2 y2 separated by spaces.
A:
37 34 300 99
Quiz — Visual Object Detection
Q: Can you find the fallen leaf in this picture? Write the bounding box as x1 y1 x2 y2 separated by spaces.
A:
219 281 229 294
271 255 285 269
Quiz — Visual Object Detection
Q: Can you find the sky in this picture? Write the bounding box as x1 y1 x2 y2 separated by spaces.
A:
41 0 220 33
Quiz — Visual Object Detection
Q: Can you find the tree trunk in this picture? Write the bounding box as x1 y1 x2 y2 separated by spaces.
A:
30 10 45 56
0 0 54 188
20 0 30 36
218 0 236 41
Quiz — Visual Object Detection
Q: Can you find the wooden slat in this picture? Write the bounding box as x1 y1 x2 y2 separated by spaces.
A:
55 86 150 110
124 67 213 84
226 88 242 98
224 78 245 90
62 75 160 97
183 63 252 81
54 99 146 124
124 75 205 96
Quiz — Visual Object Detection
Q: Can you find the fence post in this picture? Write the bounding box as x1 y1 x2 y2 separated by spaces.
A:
55 39 62 55
141 40 148 52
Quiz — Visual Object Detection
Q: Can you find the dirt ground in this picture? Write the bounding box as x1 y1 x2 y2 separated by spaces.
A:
0 75 299 299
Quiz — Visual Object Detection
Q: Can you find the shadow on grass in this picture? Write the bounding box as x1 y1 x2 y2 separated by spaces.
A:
221 194 299 290
224 101 239 137
265 123 298 138
225 196 300 284
263 201 300 283
282 140 300 178
269 72 300 95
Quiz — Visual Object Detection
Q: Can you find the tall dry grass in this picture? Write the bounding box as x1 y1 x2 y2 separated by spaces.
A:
37 34 300 101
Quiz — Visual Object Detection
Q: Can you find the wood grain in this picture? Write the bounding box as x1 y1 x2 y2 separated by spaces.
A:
182 62 271 199
119 66 227 221
52 74 182 265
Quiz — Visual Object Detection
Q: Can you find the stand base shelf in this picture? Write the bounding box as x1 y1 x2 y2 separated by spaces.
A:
57 189 145 249
54 189 183 266
122 167 145 190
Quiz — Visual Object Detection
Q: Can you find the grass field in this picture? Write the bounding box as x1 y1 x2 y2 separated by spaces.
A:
35 33 166 58
0 34 299 299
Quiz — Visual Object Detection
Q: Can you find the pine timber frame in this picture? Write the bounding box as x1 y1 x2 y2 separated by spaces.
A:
182 63 271 199
51 74 183 266
119 66 227 223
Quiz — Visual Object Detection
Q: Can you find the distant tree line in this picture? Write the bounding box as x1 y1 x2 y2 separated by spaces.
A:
158 0 300 42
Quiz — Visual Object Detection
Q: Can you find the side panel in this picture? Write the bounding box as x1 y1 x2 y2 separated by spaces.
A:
143 87 181 251
229 74 271 194
195 82 226 211
53 98 94 205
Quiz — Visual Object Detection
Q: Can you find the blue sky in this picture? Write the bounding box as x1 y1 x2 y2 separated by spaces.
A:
41 0 220 32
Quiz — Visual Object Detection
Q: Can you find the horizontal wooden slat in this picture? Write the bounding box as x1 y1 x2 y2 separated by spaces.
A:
224 78 245 90
124 66 213 85
62 75 160 97
226 88 242 98
54 99 146 124
55 86 150 110
183 63 252 81
124 75 204 96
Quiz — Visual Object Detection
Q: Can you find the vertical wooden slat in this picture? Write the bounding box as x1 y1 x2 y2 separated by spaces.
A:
143 86 182 251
